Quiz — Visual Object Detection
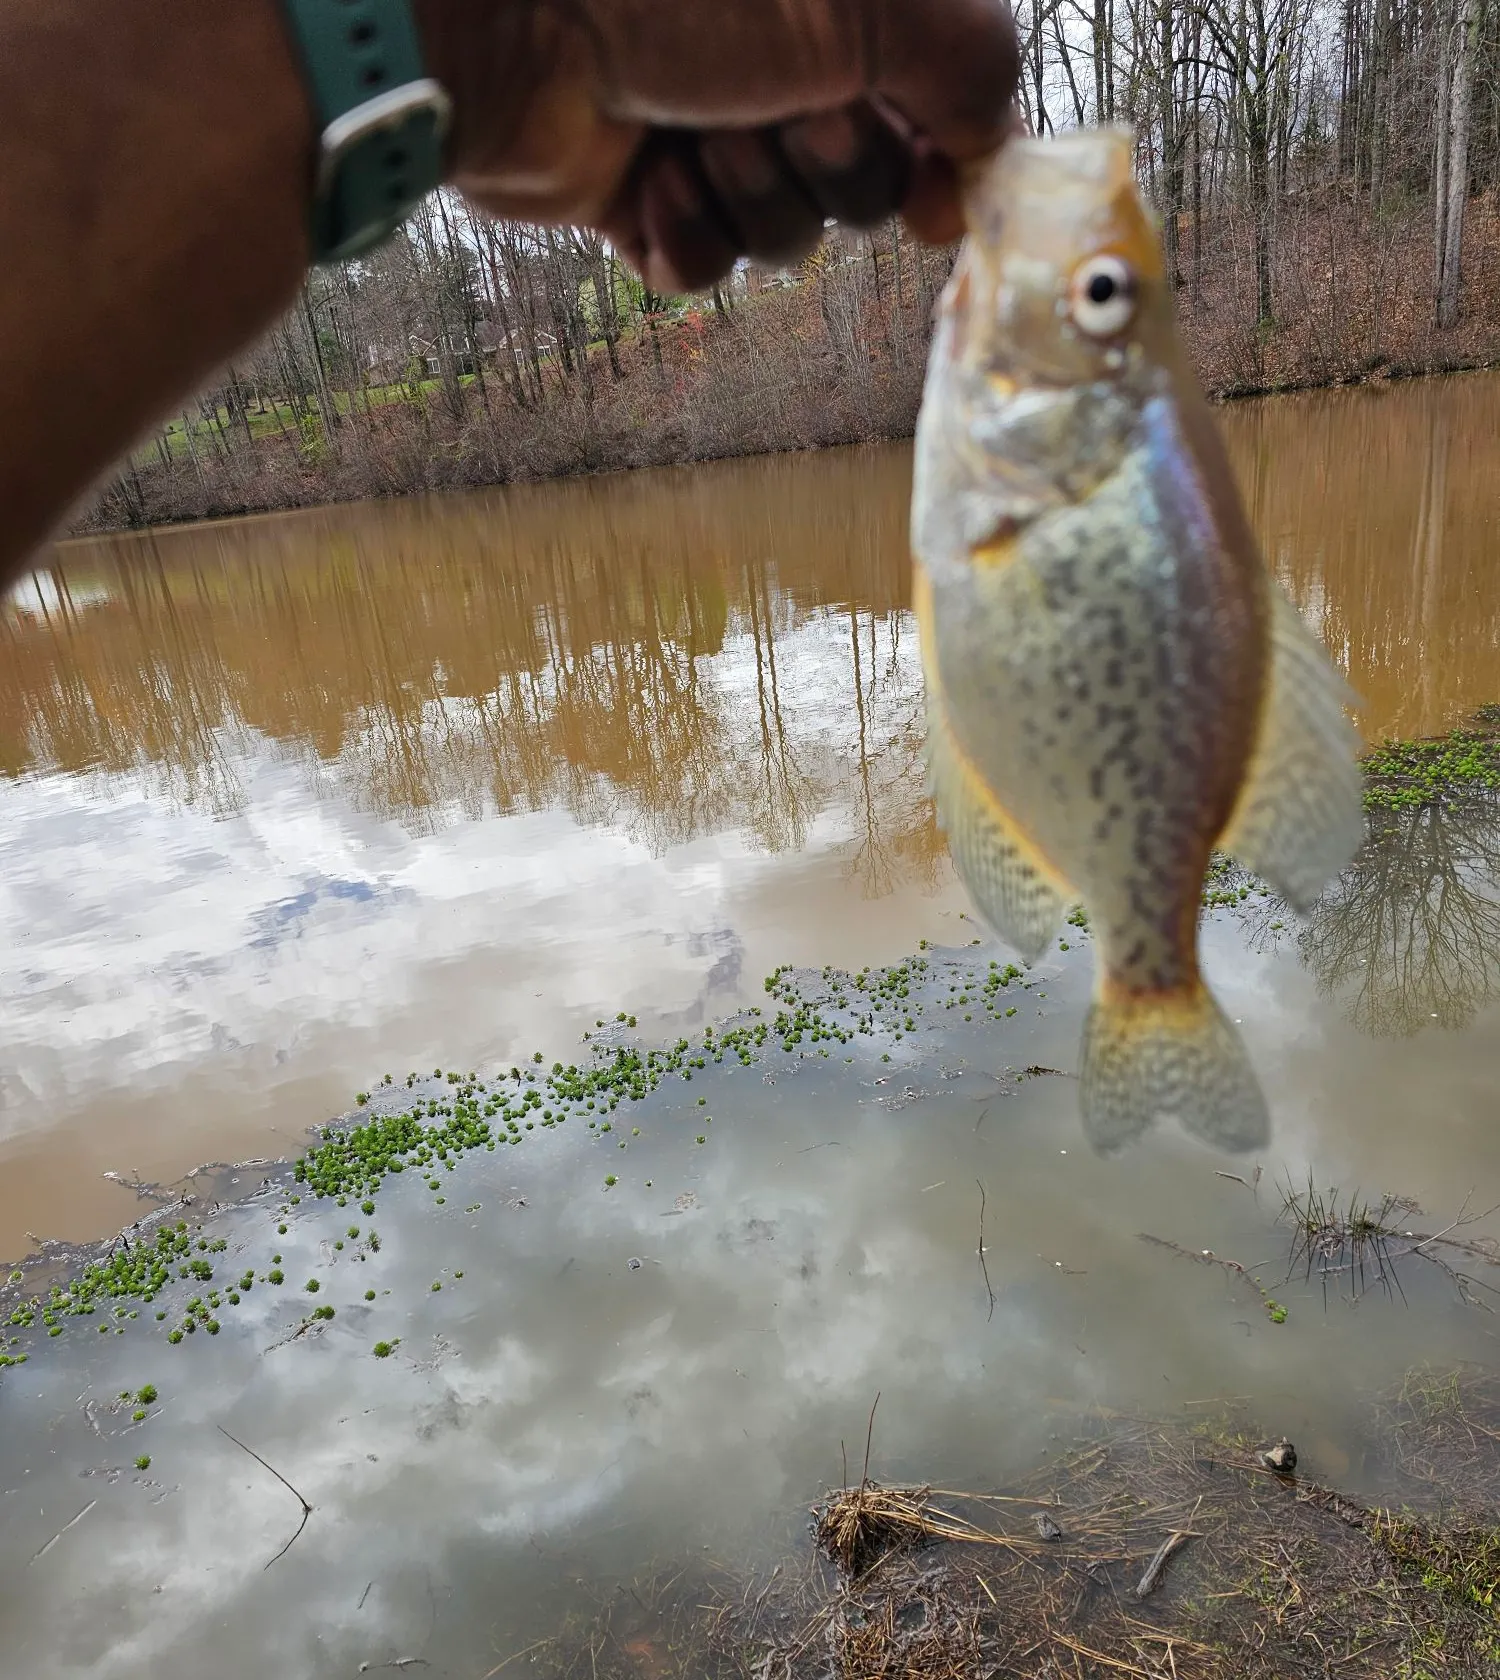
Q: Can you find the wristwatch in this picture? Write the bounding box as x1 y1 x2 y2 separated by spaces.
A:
279 0 452 264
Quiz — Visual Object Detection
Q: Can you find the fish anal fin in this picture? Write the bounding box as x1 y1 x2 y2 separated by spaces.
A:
925 697 1067 963
1080 984 1268 1155
1219 586 1363 910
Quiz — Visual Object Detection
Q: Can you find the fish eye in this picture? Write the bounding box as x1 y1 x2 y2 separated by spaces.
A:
1069 254 1138 338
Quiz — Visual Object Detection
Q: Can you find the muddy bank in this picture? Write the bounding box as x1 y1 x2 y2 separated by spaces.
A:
544 1376 1500 1680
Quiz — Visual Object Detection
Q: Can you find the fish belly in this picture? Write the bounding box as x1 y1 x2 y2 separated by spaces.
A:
926 439 1262 995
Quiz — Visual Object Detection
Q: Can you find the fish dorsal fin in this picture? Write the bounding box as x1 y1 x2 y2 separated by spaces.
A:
924 689 1068 963
1218 584 1364 910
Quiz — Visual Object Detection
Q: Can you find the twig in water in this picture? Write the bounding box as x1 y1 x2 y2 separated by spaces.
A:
1134 1525 1197 1599
976 1178 997 1322
217 1423 312 1569
478 1637 553 1680
29 1499 96 1565
861 1392 881 1486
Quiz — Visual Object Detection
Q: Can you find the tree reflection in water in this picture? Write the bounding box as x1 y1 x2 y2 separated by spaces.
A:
1264 764 1500 1038
1 448 945 899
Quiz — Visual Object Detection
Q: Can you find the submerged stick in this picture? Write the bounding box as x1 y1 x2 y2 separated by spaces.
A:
1134 1528 1193 1599
217 1423 313 1569
976 1179 997 1322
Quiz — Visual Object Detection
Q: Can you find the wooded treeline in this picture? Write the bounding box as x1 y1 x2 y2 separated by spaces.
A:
86 0 1500 532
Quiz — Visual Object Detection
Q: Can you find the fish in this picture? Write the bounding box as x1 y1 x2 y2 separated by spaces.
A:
910 130 1363 1153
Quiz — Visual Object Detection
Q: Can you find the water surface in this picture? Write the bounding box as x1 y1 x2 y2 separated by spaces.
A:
4 373 1500 1254
3 371 1500 1678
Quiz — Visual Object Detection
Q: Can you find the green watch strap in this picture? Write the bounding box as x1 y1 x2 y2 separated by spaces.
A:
279 0 452 264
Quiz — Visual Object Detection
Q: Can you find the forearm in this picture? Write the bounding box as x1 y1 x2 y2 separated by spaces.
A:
0 0 312 581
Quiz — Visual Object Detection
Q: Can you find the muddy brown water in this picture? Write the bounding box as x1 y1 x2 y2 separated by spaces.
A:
1 372 1500 1677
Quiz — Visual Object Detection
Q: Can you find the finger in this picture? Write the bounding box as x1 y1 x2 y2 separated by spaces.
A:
778 98 910 229
632 139 741 293
697 130 825 266
868 0 1020 164
900 144 963 245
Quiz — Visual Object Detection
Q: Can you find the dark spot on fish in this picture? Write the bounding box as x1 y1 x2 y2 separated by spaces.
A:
1104 658 1124 689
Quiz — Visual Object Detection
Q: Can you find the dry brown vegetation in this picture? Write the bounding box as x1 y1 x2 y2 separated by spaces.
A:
514 1373 1500 1680
80 191 1500 540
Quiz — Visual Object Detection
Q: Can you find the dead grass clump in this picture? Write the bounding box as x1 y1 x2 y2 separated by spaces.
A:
814 1481 1069 1578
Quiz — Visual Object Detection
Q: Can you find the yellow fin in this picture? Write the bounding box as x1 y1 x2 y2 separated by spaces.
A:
1079 985 1268 1154
1219 585 1363 910
925 695 1067 963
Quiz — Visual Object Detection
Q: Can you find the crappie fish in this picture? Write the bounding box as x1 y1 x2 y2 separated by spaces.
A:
910 131 1362 1152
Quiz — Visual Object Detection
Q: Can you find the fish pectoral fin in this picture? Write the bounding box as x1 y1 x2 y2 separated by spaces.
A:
925 697 1067 963
1218 585 1364 911
1080 984 1268 1155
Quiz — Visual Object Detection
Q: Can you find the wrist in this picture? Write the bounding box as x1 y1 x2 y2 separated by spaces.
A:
410 0 519 178
413 0 596 190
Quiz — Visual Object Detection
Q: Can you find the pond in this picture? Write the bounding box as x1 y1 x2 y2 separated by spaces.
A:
2 371 1500 1678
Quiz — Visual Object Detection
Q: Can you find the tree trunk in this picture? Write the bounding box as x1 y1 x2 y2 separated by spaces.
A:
1435 0 1479 329
1159 0 1182 288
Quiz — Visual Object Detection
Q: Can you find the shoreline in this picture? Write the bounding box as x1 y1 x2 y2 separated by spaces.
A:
59 354 1500 546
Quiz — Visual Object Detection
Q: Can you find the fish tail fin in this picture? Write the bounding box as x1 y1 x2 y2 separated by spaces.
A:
1079 982 1268 1155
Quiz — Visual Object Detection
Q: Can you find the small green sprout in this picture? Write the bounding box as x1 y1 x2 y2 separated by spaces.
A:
135 1456 151 1471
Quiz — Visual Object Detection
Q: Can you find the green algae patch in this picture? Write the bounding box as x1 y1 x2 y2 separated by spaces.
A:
1363 715 1500 813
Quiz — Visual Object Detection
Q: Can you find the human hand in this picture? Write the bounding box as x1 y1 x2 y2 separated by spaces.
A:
415 0 1019 291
